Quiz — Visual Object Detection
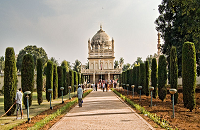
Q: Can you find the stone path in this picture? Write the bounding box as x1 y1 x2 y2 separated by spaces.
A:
50 89 154 130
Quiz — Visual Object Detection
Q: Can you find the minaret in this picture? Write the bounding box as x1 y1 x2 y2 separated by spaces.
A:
112 37 114 56
88 38 91 55
157 32 161 57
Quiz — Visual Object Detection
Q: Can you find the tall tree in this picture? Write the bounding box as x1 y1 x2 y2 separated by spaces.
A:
50 57 59 66
4 47 17 115
46 61 53 102
119 57 124 67
57 66 63 97
114 60 119 69
61 60 69 72
37 58 43 105
158 55 167 101
182 42 196 111
170 46 178 105
145 61 150 96
139 63 146 94
151 58 158 98
73 59 81 73
53 64 58 99
155 0 200 76
0 56 4 73
22 54 34 108
16 45 48 71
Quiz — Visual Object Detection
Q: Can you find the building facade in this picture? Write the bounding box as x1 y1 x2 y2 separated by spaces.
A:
81 26 122 84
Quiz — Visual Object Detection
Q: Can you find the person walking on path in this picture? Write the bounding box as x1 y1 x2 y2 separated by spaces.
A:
95 83 97 91
15 88 23 119
77 85 83 107
105 82 108 92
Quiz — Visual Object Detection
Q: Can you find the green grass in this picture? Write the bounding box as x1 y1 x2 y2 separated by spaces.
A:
0 90 79 130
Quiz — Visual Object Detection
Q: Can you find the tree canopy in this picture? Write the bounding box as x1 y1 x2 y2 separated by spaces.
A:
16 45 48 71
73 59 81 73
155 0 200 76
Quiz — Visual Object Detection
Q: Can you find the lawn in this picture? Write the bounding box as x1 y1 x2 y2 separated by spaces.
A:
0 91 77 130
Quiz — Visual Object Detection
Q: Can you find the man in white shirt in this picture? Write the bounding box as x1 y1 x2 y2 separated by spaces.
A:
77 85 83 107
15 88 23 119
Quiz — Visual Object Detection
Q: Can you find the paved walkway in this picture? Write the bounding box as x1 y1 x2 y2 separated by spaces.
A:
50 89 154 130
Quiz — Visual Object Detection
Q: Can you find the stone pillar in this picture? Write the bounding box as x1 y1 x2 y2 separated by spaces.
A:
93 72 95 84
108 72 110 81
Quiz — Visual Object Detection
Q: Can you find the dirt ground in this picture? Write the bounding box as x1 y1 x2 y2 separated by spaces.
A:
11 89 200 130
117 89 200 130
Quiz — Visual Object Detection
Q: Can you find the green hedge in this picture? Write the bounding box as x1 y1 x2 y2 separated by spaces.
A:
37 58 43 105
158 55 167 101
151 58 158 98
182 42 196 111
4 47 17 116
22 54 34 108
63 67 67 95
57 66 63 97
74 71 78 92
53 64 58 99
139 63 146 94
145 61 150 96
46 61 53 102
69 70 74 92
170 46 178 105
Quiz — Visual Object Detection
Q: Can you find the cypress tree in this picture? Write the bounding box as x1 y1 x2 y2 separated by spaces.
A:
81 73 84 84
139 63 146 94
182 42 196 111
145 61 150 96
22 54 34 108
46 61 53 102
57 66 63 97
63 67 67 95
170 46 178 105
37 58 43 105
151 58 158 98
78 73 81 85
69 70 74 92
136 65 140 93
53 64 58 99
132 66 136 86
4 47 17 115
74 71 78 92
66 71 70 93
158 55 167 101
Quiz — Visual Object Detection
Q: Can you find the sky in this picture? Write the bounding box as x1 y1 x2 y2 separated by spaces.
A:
0 0 162 66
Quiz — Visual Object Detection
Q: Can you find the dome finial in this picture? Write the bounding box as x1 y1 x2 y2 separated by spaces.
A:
100 24 102 30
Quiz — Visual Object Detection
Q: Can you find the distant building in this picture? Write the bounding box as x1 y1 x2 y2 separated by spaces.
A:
81 25 122 84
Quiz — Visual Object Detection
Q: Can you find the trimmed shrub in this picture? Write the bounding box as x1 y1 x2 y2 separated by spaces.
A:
170 46 178 105
145 61 150 96
74 71 78 92
132 66 137 87
158 55 167 101
46 61 53 102
61 60 69 72
4 47 17 115
81 73 84 84
69 70 74 92
78 72 81 85
62 67 67 95
151 58 158 98
37 58 43 105
22 54 34 108
57 66 63 97
66 71 70 93
136 65 140 93
53 64 58 99
139 63 146 94
182 42 196 111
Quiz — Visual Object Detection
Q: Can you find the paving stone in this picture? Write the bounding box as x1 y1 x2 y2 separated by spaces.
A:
50 90 154 130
